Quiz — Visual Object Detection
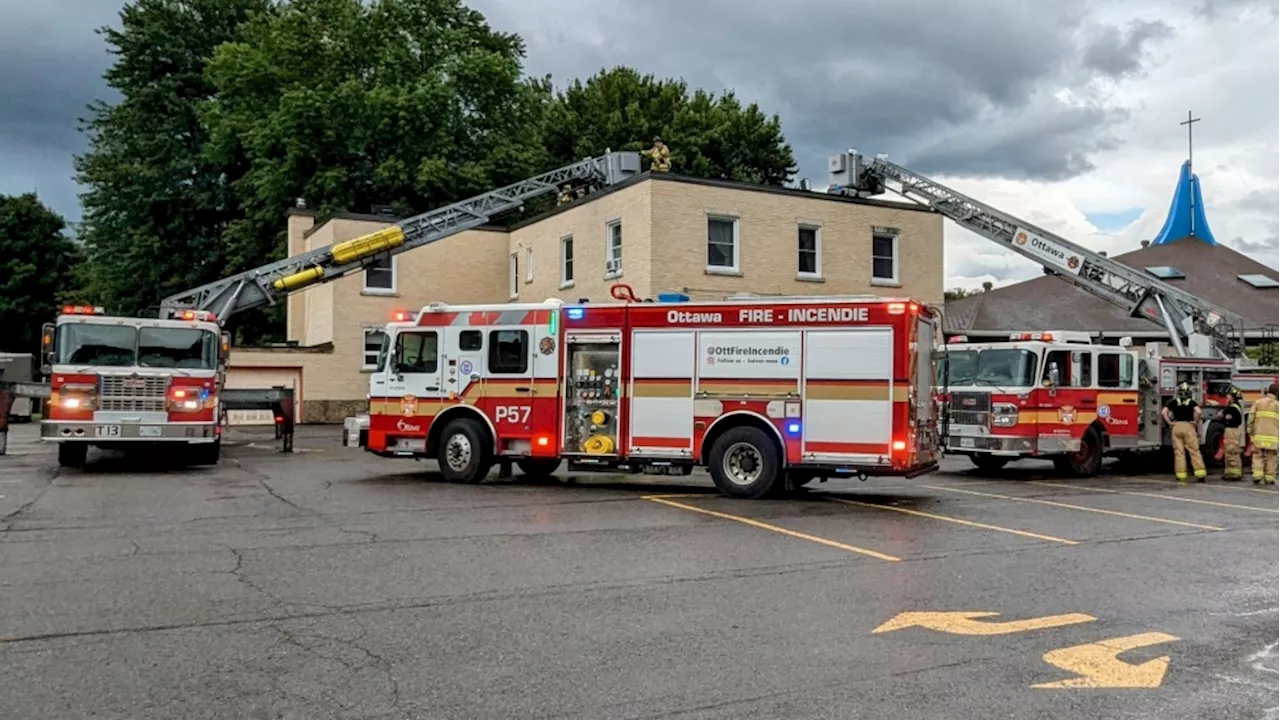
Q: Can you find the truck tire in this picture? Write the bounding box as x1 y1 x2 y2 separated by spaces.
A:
437 418 492 483
1054 426 1103 478
707 426 782 499
191 439 221 466
58 443 87 469
968 454 1010 472
1202 421 1225 470
516 457 561 480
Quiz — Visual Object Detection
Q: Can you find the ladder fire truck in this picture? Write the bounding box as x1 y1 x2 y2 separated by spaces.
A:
353 288 941 498
826 150 1262 476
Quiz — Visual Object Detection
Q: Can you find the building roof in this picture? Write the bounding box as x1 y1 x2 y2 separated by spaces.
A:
945 237 1279 336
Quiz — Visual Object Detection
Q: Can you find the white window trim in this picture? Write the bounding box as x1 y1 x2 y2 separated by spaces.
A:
508 252 519 299
871 231 901 286
605 219 623 279
797 223 823 281
362 254 398 296
524 246 534 284
705 215 741 276
361 327 385 371
559 234 575 289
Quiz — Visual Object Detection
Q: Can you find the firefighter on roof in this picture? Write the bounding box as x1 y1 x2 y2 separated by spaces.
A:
1221 386 1245 481
1162 381 1206 482
1247 382 1278 485
646 136 671 172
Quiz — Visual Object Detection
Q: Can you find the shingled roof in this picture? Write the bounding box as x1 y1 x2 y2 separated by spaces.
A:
945 237 1279 338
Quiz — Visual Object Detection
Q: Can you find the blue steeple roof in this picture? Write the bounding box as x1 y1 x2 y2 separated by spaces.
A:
1151 160 1217 246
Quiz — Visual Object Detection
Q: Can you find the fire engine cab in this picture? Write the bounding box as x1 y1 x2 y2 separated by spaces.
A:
39 305 231 468
355 286 942 497
937 330 1235 476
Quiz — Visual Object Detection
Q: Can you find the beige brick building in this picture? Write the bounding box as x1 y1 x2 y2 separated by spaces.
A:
226 171 944 423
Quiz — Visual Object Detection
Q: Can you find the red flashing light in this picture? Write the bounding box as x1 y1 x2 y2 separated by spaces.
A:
888 302 906 314
274 416 284 424
947 335 969 344
891 440 907 452
535 435 551 448
61 305 104 315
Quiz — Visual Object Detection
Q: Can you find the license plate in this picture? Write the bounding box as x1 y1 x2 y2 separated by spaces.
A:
94 425 121 438
139 426 163 438
959 437 975 448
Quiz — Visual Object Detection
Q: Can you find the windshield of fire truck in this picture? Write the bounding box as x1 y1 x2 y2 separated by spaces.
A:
938 348 1038 387
55 323 218 369
138 327 218 369
55 323 136 366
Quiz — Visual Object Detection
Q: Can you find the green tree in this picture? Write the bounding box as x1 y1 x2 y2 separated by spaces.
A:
75 0 269 321
0 194 81 353
543 66 796 185
202 0 551 313
944 287 978 301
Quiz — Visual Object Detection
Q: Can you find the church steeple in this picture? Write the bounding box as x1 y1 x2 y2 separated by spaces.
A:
1152 111 1217 246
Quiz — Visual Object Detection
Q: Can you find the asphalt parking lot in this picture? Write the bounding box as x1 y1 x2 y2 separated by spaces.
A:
0 424 1276 720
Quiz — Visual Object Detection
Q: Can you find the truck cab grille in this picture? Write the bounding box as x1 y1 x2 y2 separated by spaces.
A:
99 375 169 412
948 390 991 427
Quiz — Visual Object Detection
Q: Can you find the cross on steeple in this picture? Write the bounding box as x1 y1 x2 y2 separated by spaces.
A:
1180 111 1201 174
1180 111 1201 235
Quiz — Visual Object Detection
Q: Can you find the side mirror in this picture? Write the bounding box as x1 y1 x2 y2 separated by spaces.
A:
40 323 55 375
1047 362 1061 387
219 332 232 365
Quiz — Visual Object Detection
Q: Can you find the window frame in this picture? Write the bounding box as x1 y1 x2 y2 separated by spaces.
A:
459 330 483 353
705 215 740 274
560 234 575 288
871 230 899 285
488 329 529 374
362 253 397 296
508 252 519 299
797 224 822 279
605 219 623 278
1096 351 1135 389
1043 349 1093 388
362 327 387 371
524 246 534 284
393 330 439 374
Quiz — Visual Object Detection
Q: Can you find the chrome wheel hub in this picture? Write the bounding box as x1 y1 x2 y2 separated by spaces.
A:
723 442 764 486
445 433 473 472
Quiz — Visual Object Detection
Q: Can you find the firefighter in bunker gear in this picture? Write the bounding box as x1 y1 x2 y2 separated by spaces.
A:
1247 382 1278 485
1162 382 1206 482
1220 386 1245 480
646 136 671 172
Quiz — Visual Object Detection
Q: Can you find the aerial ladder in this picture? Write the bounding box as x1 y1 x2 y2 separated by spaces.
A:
160 151 642 321
826 150 1246 361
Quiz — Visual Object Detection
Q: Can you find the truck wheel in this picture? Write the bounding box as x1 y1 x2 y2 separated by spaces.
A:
437 418 492 483
1202 421 1224 470
1054 426 1103 478
191 439 221 466
58 443 87 468
968 454 1010 472
516 457 561 480
707 426 782 499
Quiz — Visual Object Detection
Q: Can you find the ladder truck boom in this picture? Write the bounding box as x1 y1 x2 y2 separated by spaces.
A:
827 150 1244 359
160 151 642 323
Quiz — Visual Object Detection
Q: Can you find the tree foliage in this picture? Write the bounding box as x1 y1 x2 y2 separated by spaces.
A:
75 0 269 322
543 66 796 185
202 0 551 279
0 194 80 354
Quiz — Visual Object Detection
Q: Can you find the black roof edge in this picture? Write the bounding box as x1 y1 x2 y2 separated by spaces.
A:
646 172 939 215
303 211 507 239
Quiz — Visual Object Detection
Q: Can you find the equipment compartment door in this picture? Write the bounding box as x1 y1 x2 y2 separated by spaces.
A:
628 330 695 456
483 328 536 438
802 328 894 458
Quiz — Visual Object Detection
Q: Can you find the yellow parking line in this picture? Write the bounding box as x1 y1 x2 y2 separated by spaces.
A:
825 496 1079 545
921 485 1224 532
642 495 901 562
1030 481 1280 515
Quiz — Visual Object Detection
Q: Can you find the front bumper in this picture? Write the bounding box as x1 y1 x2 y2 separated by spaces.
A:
947 433 1079 455
41 421 218 443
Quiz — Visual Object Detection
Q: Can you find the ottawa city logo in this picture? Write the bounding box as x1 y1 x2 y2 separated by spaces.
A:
1057 405 1077 424
539 336 556 355
1067 256 1080 270
1014 231 1028 246
400 394 418 416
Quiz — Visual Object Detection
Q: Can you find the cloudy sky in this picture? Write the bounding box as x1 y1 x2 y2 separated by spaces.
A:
2 0 1276 291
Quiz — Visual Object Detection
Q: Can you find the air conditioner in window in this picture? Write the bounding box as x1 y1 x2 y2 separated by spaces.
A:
606 258 621 273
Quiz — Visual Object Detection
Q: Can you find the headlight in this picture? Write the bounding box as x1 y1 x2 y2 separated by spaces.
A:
166 386 206 412
992 402 1019 427
57 383 99 411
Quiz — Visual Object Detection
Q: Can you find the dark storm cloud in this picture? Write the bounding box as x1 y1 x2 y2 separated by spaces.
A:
1082 20 1174 77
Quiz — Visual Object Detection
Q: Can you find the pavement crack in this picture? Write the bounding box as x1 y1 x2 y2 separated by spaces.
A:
0 468 58 532
229 457 311 514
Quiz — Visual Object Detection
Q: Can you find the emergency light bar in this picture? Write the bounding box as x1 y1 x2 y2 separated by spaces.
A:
161 308 218 322
392 310 419 322
61 305 105 315
947 335 969 343
1008 330 1093 344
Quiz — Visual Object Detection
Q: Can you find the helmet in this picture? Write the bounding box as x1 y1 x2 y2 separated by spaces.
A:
1269 382 1278 397
1177 381 1192 397
1229 386 1243 401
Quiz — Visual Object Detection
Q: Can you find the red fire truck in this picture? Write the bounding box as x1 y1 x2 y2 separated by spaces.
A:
39 305 231 468
354 286 942 497
936 331 1237 476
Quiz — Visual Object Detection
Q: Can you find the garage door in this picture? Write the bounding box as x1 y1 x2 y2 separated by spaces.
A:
224 367 303 426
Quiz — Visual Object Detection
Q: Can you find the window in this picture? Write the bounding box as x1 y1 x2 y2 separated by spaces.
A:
394 331 438 374
1144 266 1185 280
459 330 483 352
524 246 534 283
363 254 396 294
605 220 623 276
1043 349 1092 387
363 329 387 370
798 225 820 276
560 235 574 286
872 231 898 283
1239 273 1280 288
938 349 1038 387
706 217 739 271
488 329 528 374
1097 352 1134 389
508 253 518 298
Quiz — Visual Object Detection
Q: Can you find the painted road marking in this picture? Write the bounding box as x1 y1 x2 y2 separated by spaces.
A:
1030 481 1280 515
1123 476 1279 496
1032 632 1179 689
642 495 900 562
825 496 1079 545
873 611 1096 636
922 484 1224 531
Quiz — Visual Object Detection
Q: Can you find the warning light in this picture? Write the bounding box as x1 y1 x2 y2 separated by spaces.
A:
61 305 105 315
566 307 585 320
891 440 907 452
887 302 906 314
535 434 552 448
786 421 801 435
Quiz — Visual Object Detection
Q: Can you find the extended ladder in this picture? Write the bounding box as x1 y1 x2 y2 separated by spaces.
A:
827 150 1244 359
161 151 642 322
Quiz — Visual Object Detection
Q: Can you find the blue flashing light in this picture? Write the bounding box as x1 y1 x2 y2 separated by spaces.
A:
657 293 690 303
786 421 801 435
566 307 585 320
